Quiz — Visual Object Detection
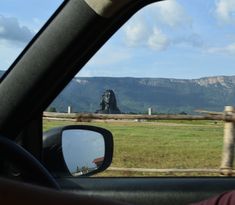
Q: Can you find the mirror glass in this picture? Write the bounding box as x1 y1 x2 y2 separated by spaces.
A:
62 129 105 176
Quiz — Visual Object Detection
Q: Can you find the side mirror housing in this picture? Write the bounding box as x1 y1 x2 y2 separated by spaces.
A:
42 125 113 177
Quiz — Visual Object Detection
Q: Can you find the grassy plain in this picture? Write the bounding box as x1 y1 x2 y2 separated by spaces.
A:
43 119 224 176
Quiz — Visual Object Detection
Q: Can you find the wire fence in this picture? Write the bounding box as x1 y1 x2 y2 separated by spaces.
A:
43 106 235 176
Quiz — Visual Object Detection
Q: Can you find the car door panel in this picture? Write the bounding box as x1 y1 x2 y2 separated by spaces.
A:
57 178 235 205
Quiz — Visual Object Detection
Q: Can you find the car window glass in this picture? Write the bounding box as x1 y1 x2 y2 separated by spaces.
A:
0 0 63 78
44 0 235 177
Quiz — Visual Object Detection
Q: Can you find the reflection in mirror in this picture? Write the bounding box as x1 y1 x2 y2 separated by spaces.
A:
62 129 105 176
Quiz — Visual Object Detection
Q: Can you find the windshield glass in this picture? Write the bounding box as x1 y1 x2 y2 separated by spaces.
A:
0 0 63 78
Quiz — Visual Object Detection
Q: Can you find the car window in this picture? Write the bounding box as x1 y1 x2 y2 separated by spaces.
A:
44 0 235 177
0 0 63 78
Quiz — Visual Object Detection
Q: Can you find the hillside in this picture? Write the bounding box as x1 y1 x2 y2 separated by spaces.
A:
50 76 235 114
0 70 4 77
1 69 234 114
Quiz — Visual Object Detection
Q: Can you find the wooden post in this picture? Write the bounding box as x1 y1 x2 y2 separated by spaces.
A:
220 106 235 176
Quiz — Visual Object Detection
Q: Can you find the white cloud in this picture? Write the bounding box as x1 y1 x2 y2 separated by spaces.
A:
147 27 170 51
124 19 149 46
86 45 132 67
150 0 192 27
0 15 34 42
124 21 170 51
215 0 235 24
124 20 201 51
122 0 195 51
207 42 235 55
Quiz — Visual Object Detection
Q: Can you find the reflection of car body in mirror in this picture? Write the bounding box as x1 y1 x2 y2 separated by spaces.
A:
93 157 104 168
42 125 113 177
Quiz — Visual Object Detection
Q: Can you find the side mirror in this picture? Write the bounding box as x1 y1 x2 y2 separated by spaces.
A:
42 125 113 177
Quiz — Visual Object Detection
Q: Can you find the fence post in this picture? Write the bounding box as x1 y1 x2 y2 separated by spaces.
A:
220 106 235 176
68 106 71 114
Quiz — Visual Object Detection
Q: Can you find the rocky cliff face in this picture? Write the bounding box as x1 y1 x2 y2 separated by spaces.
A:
138 76 235 88
193 76 235 88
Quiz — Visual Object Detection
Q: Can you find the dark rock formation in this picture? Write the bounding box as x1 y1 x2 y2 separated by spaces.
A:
96 90 121 114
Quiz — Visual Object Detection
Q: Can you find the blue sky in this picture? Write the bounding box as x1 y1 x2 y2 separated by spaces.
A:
0 0 235 79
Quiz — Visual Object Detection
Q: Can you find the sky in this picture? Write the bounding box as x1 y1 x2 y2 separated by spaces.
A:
0 0 235 79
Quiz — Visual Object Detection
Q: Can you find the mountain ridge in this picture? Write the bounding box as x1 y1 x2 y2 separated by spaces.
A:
50 75 235 114
1 70 234 114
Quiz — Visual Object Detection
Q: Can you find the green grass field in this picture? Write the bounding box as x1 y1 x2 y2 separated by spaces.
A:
43 119 224 176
